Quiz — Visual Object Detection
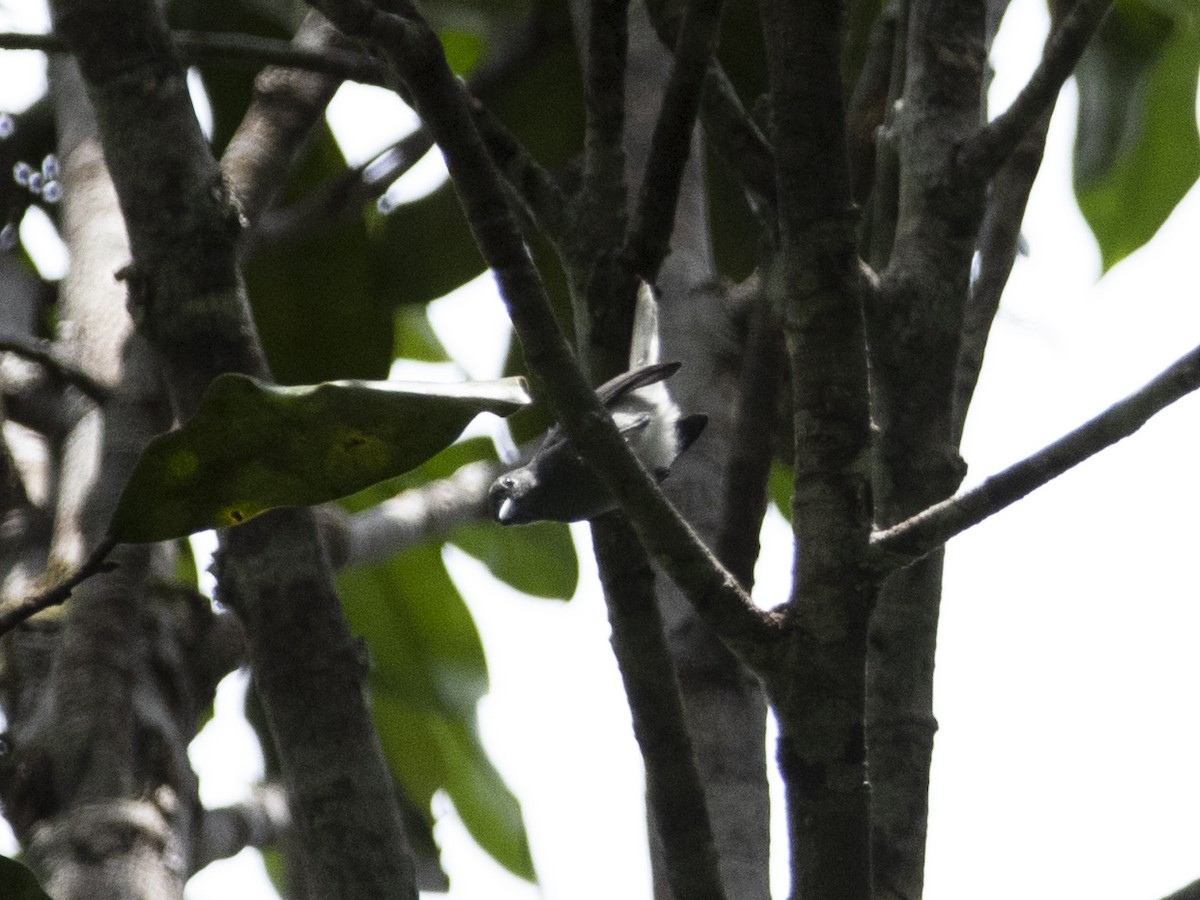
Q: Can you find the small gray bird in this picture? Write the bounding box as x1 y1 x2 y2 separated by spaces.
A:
489 360 707 525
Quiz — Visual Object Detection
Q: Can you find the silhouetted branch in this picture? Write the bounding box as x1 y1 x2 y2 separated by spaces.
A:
0 335 110 404
643 0 776 223
624 0 726 280
873 342 1200 569
0 29 389 84
958 0 1112 179
592 515 728 900
194 785 291 872
1162 876 1200 900
0 537 116 635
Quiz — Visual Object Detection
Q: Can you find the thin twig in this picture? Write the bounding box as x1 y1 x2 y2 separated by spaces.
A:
252 127 436 244
0 29 390 85
581 0 630 241
623 0 726 280
0 335 111 404
592 515 728 900
952 104 1052 442
194 785 291 872
465 94 570 239
643 0 776 225
0 536 117 635
222 13 355 232
957 0 1112 179
873 342 1200 570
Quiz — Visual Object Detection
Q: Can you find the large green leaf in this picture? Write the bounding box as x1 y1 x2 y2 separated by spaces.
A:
368 182 488 310
339 545 536 881
110 374 530 542
247 129 395 384
1074 0 1200 270
0 857 53 900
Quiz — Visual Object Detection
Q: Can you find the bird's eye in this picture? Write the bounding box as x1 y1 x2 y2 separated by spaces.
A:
501 476 516 488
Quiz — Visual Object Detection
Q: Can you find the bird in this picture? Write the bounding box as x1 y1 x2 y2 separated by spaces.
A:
489 282 707 525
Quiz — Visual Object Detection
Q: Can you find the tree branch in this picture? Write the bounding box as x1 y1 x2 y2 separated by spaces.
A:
581 0 629 242
194 785 291 872
715 290 783 590
0 335 111 404
872 342 1200 569
592 515 727 900
322 457 504 568
252 126 435 244
222 13 355 233
623 0 725 280
0 29 390 85
464 94 570 240
305 0 779 663
759 0 877 894
0 537 116 636
957 0 1112 180
643 0 776 225
952 104 1052 442
1163 877 1200 900
48 0 420 893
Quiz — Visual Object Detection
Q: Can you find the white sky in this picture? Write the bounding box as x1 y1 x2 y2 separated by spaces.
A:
4 0 1200 897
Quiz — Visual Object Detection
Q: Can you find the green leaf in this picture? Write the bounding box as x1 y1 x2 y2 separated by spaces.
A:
441 29 487 76
369 182 488 310
1073 0 1200 269
394 304 451 362
451 521 578 599
769 460 794 523
0 856 53 900
248 127 396 384
339 546 535 880
110 374 530 542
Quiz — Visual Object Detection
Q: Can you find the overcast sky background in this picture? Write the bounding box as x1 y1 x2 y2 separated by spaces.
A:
3 0 1200 897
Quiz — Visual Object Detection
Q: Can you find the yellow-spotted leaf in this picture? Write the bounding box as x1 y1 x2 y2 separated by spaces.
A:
110 373 530 543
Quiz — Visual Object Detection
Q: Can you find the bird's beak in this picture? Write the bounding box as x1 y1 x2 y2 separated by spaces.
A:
496 496 519 525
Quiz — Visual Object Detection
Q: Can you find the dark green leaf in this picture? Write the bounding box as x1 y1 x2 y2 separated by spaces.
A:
1074 0 1200 269
341 545 488 719
441 29 487 76
769 460 793 523
173 537 200 590
338 435 497 514
451 521 578 600
110 374 530 542
339 546 535 880
394 304 451 362
369 182 488 310
0 856 53 900
248 128 395 384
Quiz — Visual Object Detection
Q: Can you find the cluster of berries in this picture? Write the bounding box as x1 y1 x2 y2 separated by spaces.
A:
12 155 61 204
1 112 62 252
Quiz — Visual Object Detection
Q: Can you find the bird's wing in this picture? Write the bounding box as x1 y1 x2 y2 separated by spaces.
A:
612 411 652 435
596 361 681 406
629 281 662 368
